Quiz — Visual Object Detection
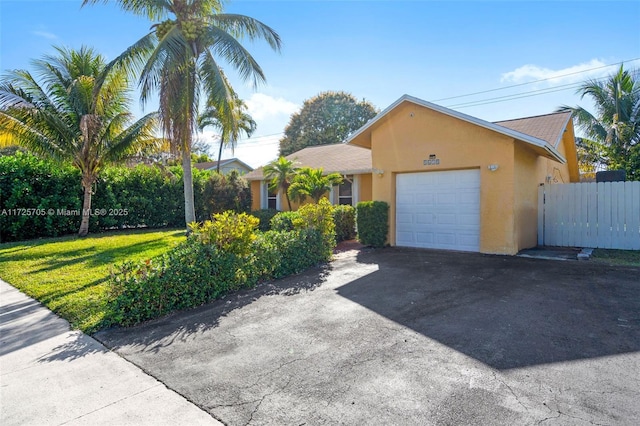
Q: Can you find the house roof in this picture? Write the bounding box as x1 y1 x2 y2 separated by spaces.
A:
346 94 567 164
193 158 253 171
243 144 372 181
494 111 573 149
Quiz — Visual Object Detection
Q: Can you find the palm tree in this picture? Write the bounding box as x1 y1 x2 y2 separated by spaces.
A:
558 65 640 180
288 167 343 204
0 46 158 236
263 156 298 210
198 90 256 173
82 0 281 227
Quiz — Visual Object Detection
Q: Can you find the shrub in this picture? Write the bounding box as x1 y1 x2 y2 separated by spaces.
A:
332 204 356 242
254 228 324 278
356 201 389 248
270 211 300 232
293 198 336 260
201 170 252 220
250 209 279 231
189 212 259 256
108 240 252 326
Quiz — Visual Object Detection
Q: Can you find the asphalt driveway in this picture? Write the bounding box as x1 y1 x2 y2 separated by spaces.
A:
96 247 640 425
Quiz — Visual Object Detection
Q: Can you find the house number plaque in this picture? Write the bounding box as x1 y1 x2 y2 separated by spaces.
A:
424 154 440 166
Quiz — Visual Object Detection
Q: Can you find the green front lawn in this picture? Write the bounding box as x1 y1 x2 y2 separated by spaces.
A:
0 229 185 333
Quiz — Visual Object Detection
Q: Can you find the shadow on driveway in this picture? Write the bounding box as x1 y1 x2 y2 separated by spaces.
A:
96 263 332 353
336 247 640 370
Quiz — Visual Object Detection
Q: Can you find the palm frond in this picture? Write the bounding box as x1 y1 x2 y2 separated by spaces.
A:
210 14 282 52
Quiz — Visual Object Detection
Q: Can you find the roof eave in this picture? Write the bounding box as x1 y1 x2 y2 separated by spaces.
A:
553 112 574 149
346 94 568 163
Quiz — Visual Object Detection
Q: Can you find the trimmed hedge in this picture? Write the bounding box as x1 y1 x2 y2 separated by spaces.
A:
0 152 82 241
332 204 356 242
0 152 251 242
270 211 299 231
356 201 389 248
108 204 336 327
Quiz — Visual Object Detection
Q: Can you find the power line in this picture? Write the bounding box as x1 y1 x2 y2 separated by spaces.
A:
444 75 611 109
431 57 640 103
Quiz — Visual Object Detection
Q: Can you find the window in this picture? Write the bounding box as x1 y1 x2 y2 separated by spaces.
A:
338 175 353 205
267 187 278 210
262 181 279 210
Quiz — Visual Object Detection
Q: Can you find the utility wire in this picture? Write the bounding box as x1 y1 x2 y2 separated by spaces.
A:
431 57 640 103
445 75 611 109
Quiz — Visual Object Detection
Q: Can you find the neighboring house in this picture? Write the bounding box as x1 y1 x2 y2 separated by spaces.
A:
248 94 579 255
244 143 373 211
193 158 253 175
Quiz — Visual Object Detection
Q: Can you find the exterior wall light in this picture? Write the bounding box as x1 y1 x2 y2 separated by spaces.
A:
373 168 385 177
488 164 499 171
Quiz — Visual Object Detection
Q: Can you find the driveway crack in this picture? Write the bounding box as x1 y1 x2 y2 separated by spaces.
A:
245 376 293 426
491 371 529 412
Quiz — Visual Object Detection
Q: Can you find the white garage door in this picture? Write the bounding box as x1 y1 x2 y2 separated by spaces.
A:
396 169 480 252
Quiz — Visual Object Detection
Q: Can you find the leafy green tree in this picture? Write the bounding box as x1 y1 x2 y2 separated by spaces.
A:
288 167 342 204
279 91 378 156
0 46 158 236
83 0 281 227
198 90 256 173
263 156 299 210
558 65 640 180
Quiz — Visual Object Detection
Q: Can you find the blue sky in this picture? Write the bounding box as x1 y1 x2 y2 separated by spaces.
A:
1 0 639 167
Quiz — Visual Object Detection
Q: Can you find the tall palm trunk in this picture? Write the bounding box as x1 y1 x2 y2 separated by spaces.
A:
182 147 196 227
216 135 225 173
79 173 92 237
284 185 292 211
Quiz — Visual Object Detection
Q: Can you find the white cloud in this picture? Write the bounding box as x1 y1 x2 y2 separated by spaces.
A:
244 93 299 121
501 59 609 84
194 93 297 167
32 30 58 40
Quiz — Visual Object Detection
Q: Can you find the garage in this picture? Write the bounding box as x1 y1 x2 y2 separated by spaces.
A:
396 169 480 252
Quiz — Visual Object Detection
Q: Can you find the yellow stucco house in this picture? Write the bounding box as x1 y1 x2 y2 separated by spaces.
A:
247 94 579 255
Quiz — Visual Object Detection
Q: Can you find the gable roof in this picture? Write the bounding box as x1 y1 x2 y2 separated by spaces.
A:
494 111 572 149
243 144 372 181
346 94 567 163
193 158 253 171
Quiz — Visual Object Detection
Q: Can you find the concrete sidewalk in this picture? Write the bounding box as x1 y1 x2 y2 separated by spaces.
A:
0 280 221 426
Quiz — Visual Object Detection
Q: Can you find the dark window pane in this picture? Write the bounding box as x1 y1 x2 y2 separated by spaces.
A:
339 180 352 197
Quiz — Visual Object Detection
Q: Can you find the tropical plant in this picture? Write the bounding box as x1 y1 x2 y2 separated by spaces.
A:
558 65 640 180
198 89 256 173
0 46 158 236
288 167 343 204
279 91 378 156
82 0 282 227
263 156 299 210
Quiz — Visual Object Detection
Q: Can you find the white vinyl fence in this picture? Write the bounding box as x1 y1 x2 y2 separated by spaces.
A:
538 182 640 249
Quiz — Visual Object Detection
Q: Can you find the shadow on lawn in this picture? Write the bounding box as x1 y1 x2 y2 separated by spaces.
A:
94 263 332 353
9 238 177 274
337 247 640 370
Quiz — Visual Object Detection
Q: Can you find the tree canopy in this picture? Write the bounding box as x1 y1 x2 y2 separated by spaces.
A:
558 65 639 180
279 91 378 156
288 167 343 204
83 0 281 228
